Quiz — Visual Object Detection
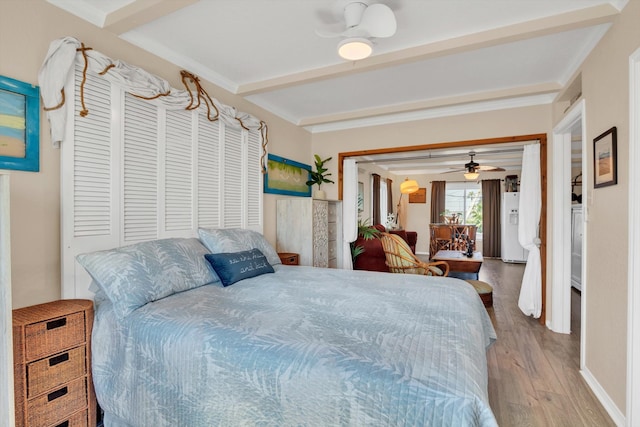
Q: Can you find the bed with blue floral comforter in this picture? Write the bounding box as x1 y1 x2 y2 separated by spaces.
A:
91 263 497 426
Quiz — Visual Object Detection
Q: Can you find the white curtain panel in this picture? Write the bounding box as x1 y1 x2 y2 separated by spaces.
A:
342 159 359 270
518 143 542 317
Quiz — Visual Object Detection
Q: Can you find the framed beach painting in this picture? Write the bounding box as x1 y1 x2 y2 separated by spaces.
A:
593 126 617 188
0 75 40 172
264 154 312 197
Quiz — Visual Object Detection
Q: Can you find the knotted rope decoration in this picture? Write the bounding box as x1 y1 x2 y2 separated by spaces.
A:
180 70 220 122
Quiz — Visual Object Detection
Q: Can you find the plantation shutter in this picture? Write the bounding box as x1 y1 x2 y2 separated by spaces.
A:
61 65 263 299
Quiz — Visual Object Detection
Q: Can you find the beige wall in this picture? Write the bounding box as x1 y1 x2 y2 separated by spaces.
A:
552 0 640 413
0 0 311 309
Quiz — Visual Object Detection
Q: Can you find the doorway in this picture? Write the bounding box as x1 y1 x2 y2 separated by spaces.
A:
550 100 587 365
338 133 548 323
627 47 640 426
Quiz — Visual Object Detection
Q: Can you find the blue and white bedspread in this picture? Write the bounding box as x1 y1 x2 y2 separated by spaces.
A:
92 265 498 427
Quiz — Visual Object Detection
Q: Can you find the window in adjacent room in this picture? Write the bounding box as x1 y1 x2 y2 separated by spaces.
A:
445 182 483 235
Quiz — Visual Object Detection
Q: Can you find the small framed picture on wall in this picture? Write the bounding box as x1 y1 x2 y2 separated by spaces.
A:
593 126 617 188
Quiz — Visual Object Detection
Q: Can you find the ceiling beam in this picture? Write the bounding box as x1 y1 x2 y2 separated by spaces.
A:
237 4 619 96
297 82 562 126
103 0 197 34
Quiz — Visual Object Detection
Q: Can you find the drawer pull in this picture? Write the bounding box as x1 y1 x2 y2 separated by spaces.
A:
49 352 70 367
47 386 68 402
47 318 67 330
54 422 69 427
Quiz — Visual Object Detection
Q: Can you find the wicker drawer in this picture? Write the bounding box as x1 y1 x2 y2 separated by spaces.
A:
25 312 86 361
46 408 88 427
27 346 86 398
27 377 87 427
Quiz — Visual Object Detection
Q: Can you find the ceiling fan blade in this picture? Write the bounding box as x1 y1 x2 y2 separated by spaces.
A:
358 3 397 38
315 27 347 38
442 169 466 174
477 165 506 172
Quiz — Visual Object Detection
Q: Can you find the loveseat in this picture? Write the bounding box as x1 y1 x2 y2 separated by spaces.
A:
353 225 418 272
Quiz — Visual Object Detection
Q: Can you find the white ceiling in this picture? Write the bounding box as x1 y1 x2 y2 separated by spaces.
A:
47 0 616 174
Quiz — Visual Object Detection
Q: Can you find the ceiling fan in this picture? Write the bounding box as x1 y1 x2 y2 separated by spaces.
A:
316 1 397 61
444 152 506 179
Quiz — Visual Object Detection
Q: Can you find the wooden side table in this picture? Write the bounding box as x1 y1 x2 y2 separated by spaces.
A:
278 252 299 266
13 299 97 427
432 250 483 279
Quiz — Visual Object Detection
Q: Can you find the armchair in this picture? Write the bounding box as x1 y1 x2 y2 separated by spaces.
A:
352 225 418 272
380 233 450 277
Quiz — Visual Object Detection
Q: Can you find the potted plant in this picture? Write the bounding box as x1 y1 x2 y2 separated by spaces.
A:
350 218 381 262
306 154 334 199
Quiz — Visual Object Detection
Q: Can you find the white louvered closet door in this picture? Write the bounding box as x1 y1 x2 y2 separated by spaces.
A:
164 109 194 234
197 118 221 229
61 66 120 300
122 93 158 244
61 64 264 300
222 126 243 228
247 130 263 230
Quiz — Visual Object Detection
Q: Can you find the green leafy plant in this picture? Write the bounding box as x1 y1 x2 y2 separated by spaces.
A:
350 218 381 261
306 155 335 190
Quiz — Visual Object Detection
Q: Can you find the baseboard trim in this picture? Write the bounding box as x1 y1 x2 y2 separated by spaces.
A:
580 367 625 426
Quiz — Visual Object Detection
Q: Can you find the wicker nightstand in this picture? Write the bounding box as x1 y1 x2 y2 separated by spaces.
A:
13 299 97 427
278 252 299 266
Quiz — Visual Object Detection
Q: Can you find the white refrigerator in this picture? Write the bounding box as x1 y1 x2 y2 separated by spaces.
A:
501 192 528 263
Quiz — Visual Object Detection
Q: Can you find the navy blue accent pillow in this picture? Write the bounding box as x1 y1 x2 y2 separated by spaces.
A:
204 249 274 287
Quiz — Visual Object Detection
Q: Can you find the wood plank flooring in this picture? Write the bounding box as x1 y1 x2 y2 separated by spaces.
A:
479 259 615 426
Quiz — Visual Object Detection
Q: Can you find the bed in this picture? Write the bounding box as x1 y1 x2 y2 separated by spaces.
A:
78 229 497 427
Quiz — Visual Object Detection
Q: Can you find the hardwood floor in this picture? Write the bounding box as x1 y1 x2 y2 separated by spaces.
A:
479 259 615 426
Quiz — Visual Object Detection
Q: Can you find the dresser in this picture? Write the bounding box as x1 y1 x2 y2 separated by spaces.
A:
13 299 96 427
276 199 342 268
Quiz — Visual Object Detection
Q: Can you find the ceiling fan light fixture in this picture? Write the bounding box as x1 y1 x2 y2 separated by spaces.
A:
400 177 419 194
464 171 480 180
338 37 372 61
